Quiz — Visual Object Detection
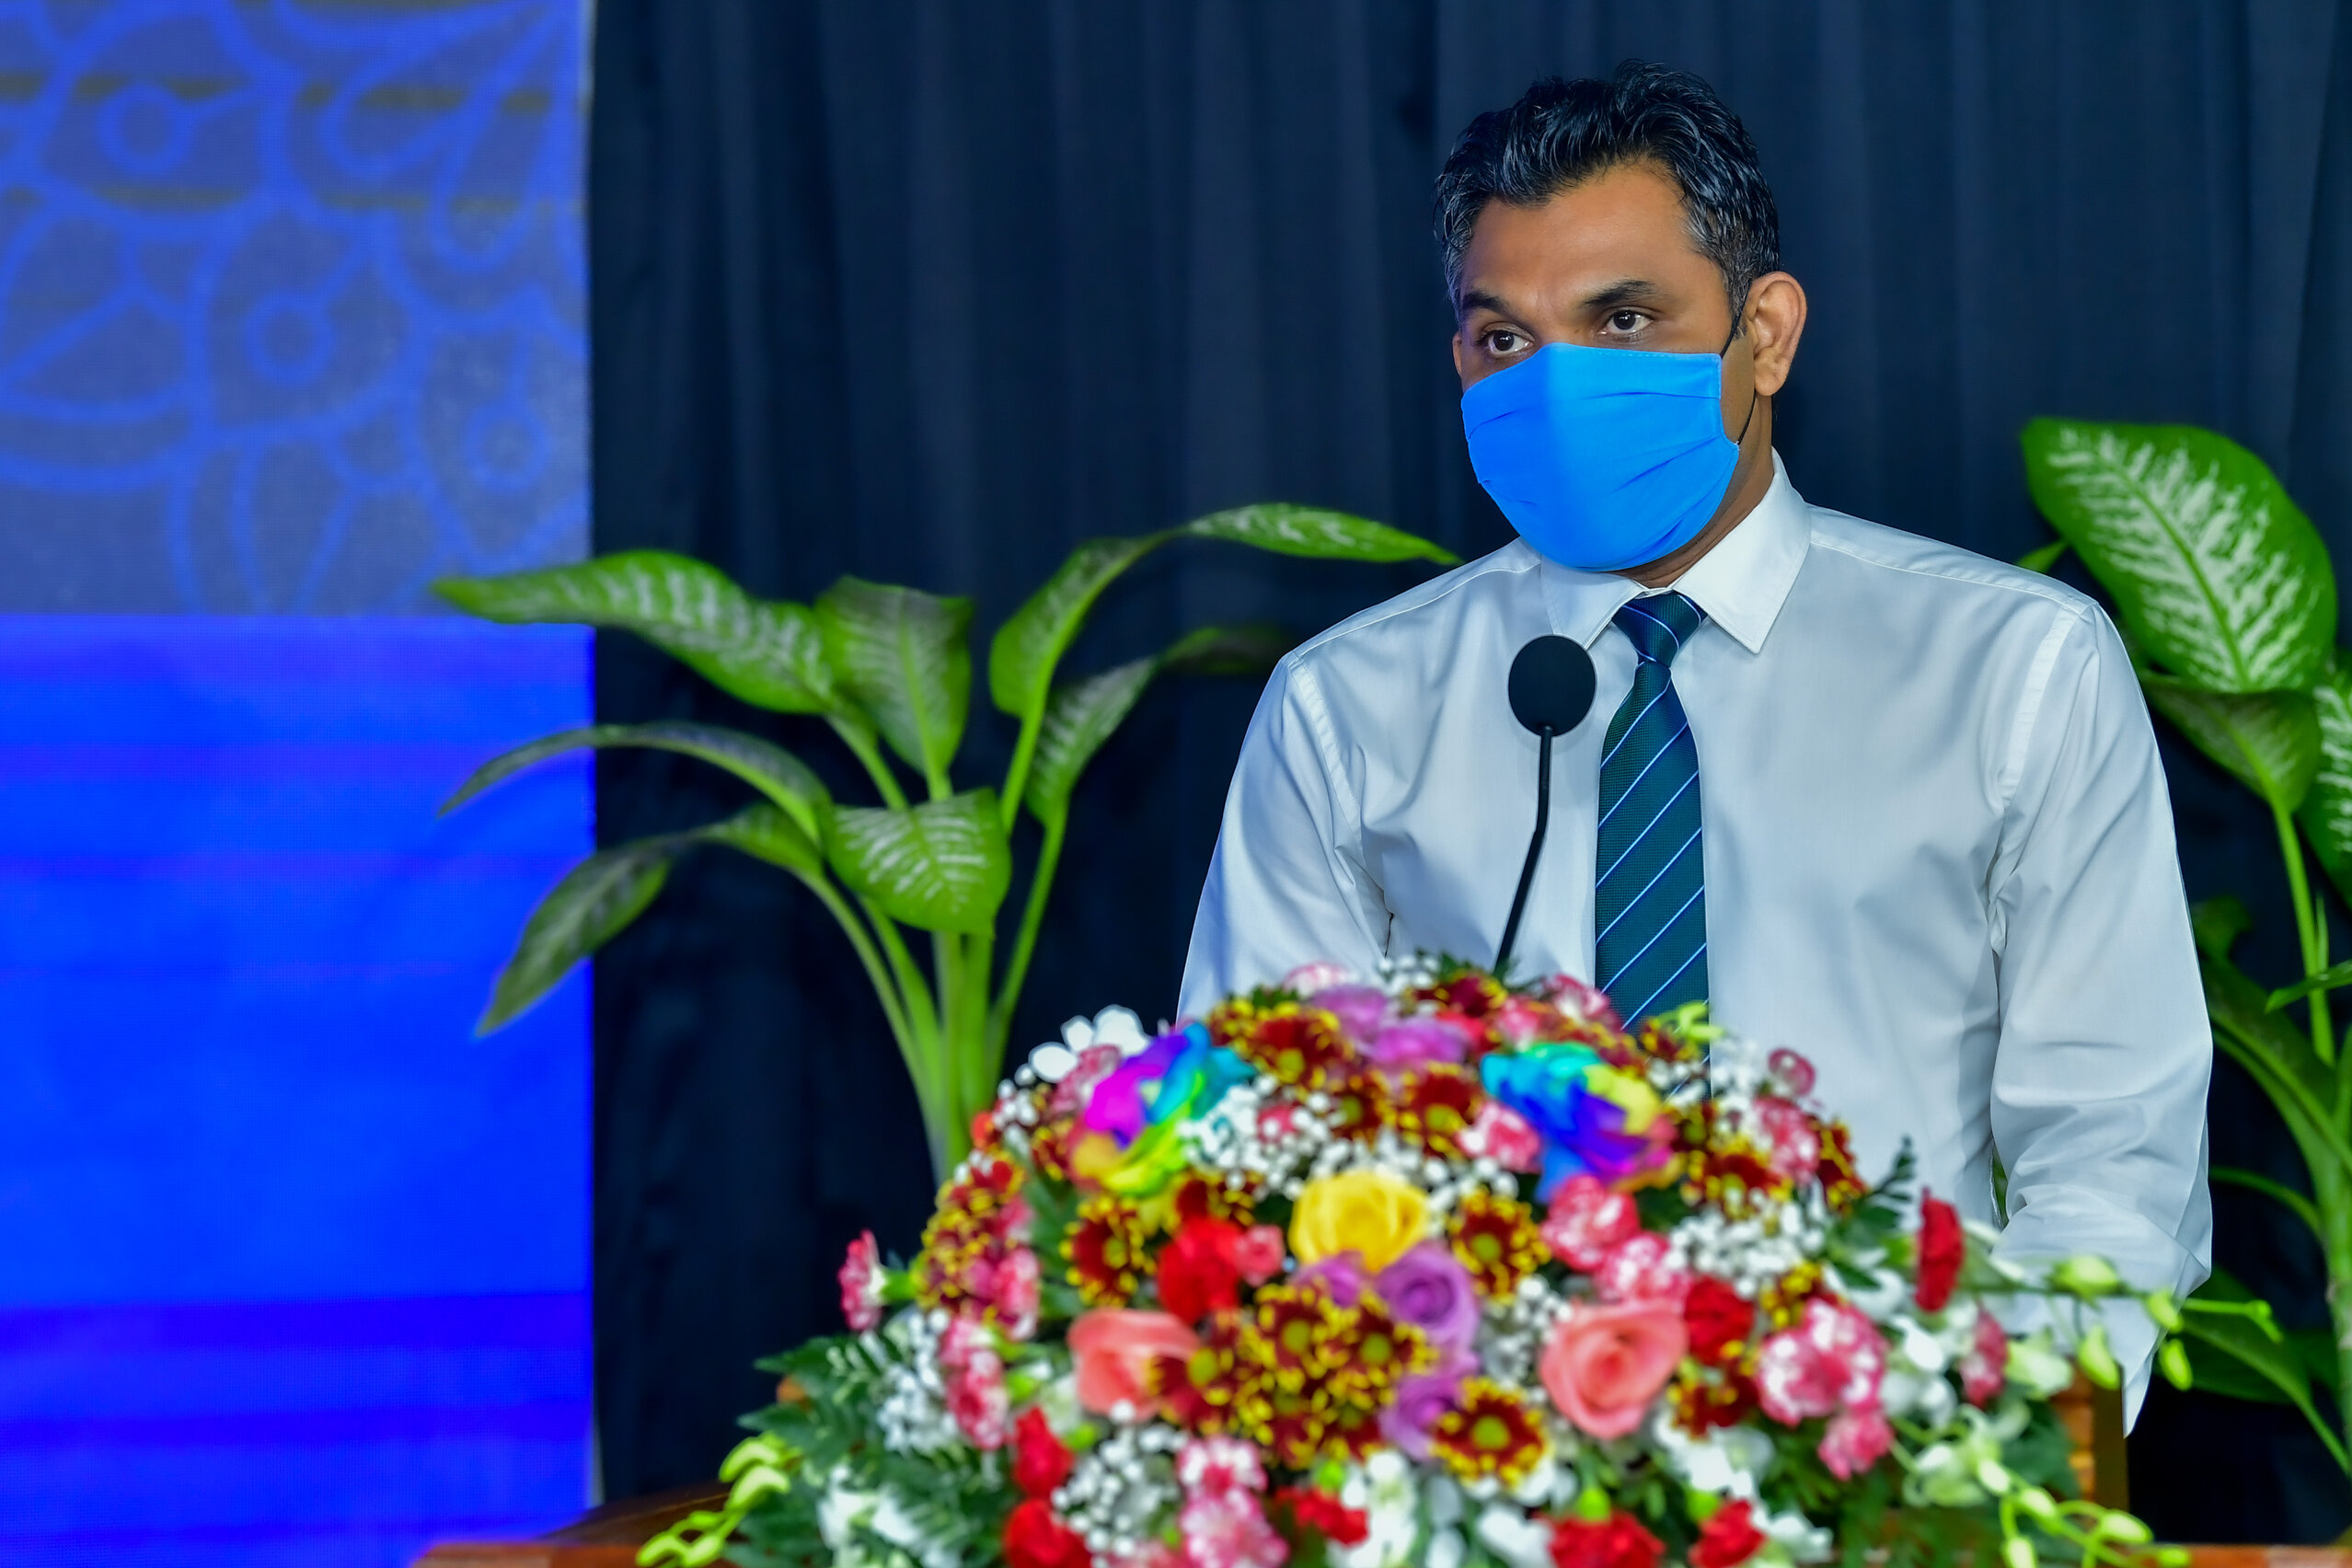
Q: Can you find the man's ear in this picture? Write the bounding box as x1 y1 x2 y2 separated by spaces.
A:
1450 330 1465 384
1743 272 1807 398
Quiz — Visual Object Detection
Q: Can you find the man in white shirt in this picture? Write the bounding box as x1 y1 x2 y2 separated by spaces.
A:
1180 63 2210 1403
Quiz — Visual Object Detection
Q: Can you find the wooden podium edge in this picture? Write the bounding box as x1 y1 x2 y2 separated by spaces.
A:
415 1482 730 1567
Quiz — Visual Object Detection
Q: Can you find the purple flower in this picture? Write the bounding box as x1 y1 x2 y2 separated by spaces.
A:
1309 984 1389 1044
1378 1348 1477 1458
1377 1241 1481 1350
1366 1018 1468 1075
1079 1032 1188 1145
1295 1251 1367 1306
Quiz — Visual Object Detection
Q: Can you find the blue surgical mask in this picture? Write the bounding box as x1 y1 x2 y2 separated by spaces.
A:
1461 342 1747 573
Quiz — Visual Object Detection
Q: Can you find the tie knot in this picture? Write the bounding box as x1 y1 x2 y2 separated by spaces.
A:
1613 593 1704 666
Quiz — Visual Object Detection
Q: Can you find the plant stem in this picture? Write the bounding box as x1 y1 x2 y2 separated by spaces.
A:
830 717 910 813
988 811 1067 1061
801 874 913 1055
2316 1159 2352 1465
999 710 1043 836
2277 801 2335 1066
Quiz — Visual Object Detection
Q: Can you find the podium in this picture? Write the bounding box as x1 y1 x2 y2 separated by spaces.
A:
415 1483 729 1567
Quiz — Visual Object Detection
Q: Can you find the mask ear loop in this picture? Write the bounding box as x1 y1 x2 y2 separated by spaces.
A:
1723 309 1760 445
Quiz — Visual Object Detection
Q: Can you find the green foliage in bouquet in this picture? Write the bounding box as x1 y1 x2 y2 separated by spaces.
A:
2021 418 2352 1467
434 506 1455 1181
638 962 2197 1568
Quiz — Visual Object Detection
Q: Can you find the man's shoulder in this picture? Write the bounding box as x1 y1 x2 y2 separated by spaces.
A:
1277 540 1540 677
1800 504 2099 625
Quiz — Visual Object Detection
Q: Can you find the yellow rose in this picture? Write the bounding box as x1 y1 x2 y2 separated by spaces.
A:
1289 1170 1431 1274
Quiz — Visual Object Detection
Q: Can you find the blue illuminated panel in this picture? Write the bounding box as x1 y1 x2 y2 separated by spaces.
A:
0 617 594 1567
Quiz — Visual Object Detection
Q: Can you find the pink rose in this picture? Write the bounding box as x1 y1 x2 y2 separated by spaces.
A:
1539 1300 1689 1439
1753 1300 1885 1425
1180 1489 1288 1568
1068 1309 1201 1416
1960 1308 2007 1406
1540 1174 1642 1270
1284 961 1355 994
996 1248 1042 1340
1541 974 1622 1030
1177 1435 1266 1498
1460 1100 1544 1172
1751 1097 1821 1180
838 1229 885 1332
1593 1231 1691 1306
1766 1048 1816 1097
1309 983 1390 1043
1233 1225 1286 1285
1818 1404 1893 1479
1366 1018 1468 1074
948 1349 1010 1449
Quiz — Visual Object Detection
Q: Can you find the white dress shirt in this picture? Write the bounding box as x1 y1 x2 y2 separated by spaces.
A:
1182 455 2212 1404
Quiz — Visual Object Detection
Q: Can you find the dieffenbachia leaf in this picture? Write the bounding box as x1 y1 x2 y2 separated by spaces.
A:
1182 503 1460 565
2022 420 2335 693
817 578 974 784
478 837 676 1032
2140 675 2318 812
2299 652 2352 906
1026 658 1159 824
2189 895 2251 963
824 789 1009 933
435 552 838 714
1025 623 1295 825
989 536 1164 721
2176 1272 2347 1469
1160 621 1297 675
697 801 825 879
442 721 828 839
478 802 838 1032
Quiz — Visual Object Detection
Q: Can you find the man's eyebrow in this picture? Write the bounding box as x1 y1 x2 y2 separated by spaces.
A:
1581 278 1666 311
1455 287 1516 319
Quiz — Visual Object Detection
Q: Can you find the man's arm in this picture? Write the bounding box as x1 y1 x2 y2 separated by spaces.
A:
1179 658 1392 1017
1988 604 2214 1417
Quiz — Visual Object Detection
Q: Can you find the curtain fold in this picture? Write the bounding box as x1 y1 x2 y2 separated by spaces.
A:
588 0 2352 1536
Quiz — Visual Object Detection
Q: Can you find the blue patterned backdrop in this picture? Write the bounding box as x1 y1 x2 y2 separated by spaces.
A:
0 0 585 610
0 4 594 1565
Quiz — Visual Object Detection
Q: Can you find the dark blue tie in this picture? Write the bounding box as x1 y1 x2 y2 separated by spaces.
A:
1595 594 1708 1022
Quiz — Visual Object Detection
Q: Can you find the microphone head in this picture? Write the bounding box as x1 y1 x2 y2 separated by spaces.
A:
1507 635 1597 738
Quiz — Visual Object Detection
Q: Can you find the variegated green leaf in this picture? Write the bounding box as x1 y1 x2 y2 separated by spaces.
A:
1183 503 1458 564
2022 420 2335 692
435 552 837 713
2141 675 2318 812
817 578 974 783
1027 657 1159 824
697 801 825 879
479 838 675 1032
442 721 827 839
1160 621 1296 675
2299 652 2352 905
2190 895 2251 963
988 536 1165 721
824 789 1009 933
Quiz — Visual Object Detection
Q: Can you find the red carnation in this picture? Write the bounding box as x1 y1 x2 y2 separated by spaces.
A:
1683 1275 1754 1366
1274 1486 1369 1547
1158 1216 1244 1323
1004 1497 1092 1568
1011 1408 1073 1498
1914 1193 1964 1311
1550 1512 1663 1568
1689 1501 1768 1568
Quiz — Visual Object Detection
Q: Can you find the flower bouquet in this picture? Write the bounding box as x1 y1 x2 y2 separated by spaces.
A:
644 960 2199 1568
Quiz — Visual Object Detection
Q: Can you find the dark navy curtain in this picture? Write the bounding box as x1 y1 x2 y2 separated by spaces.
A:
588 0 2352 1537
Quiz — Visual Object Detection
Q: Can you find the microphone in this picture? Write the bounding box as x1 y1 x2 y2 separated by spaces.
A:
1493 635 1597 976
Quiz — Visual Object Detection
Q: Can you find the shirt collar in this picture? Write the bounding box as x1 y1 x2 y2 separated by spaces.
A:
1535 451 1810 655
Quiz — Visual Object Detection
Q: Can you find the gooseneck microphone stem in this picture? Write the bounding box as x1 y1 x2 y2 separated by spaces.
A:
1493 731 1552 977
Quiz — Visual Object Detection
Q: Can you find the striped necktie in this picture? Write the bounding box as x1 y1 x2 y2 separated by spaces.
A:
1594 593 1709 1023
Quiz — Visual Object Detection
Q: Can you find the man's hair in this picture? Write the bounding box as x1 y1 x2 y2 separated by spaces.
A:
1433 62 1780 329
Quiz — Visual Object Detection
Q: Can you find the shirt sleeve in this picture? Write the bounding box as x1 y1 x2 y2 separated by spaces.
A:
1178 657 1393 1018
1987 602 2213 1421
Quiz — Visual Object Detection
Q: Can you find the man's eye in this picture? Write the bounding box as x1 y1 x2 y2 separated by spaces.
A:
1607 310 1646 333
1484 329 1528 355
